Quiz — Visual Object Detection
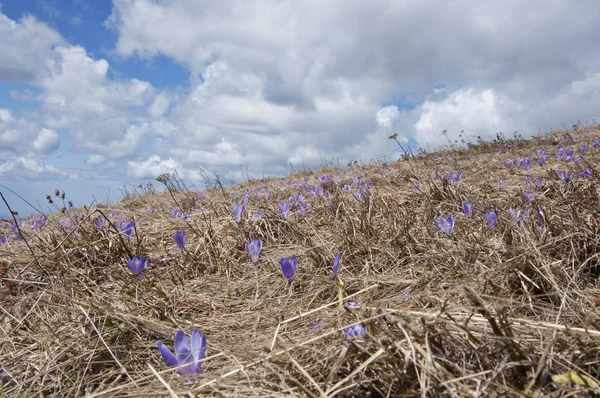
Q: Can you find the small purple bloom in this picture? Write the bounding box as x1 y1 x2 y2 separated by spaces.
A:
278 202 290 219
280 255 297 285
434 215 454 236
344 324 366 340
485 210 498 230
580 144 589 155
175 230 186 251
120 221 135 242
170 209 179 218
250 211 264 222
524 192 534 204
232 203 245 224
353 189 366 200
462 202 473 217
308 321 325 330
344 301 361 308
557 171 573 184
582 168 593 179
158 328 207 378
127 256 148 279
332 253 343 286
246 237 263 264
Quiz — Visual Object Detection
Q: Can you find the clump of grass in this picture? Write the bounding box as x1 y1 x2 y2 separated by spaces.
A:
2 125 600 396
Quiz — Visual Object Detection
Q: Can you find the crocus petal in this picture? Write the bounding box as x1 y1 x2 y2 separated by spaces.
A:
174 330 192 367
157 341 179 368
333 253 341 276
190 328 202 374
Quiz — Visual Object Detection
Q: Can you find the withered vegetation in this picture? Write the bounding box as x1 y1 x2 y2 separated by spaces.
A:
2 125 600 397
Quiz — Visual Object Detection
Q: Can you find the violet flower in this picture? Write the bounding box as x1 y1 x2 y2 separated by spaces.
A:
462 202 473 217
344 324 366 340
332 253 343 286
485 210 498 230
120 221 135 243
232 203 245 224
246 237 263 264
158 328 207 380
127 256 148 280
434 215 454 236
278 202 290 219
280 255 297 285
175 230 186 251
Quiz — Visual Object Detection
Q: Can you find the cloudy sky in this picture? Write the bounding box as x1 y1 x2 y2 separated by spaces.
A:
1 0 599 217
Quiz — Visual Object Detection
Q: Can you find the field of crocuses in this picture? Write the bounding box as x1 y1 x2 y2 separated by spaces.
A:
2 126 600 397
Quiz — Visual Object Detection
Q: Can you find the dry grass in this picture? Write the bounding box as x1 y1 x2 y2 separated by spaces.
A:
2 126 600 397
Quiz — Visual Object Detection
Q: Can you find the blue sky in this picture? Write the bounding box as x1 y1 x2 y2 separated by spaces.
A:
1 0 600 218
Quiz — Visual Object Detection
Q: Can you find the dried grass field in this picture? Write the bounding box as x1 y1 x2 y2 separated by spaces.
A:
2 126 600 397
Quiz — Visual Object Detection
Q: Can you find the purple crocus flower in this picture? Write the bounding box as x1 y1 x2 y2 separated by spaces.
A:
595 139 600 150
157 328 207 379
127 256 148 279
280 255 297 285
582 168 593 179
278 202 290 219
120 221 135 242
246 237 263 264
353 189 366 200
332 253 343 286
524 192 535 204
581 144 589 155
462 202 473 217
232 203 245 224
434 215 454 236
344 324 366 340
538 155 547 166
0 236 8 244
175 230 186 251
308 321 325 330
557 171 573 184
565 149 573 162
170 209 179 218
485 210 498 230
250 211 264 222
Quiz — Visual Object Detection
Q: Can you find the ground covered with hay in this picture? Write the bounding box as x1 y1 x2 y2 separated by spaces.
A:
2 126 600 397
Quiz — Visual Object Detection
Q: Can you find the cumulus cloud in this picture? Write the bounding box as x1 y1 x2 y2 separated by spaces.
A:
1 1 600 199
86 154 106 165
0 13 65 82
0 108 40 154
0 156 68 181
33 128 60 154
105 0 600 173
127 155 194 180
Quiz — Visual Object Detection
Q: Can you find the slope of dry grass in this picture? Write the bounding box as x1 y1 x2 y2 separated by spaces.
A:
2 126 600 397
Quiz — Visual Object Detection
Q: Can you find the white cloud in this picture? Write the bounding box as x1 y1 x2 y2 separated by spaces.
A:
86 154 106 165
0 156 67 181
127 155 194 180
148 92 171 119
0 13 65 82
0 108 40 154
1 1 600 198
33 128 60 154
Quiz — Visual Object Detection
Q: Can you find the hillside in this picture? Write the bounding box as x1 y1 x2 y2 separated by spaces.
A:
2 125 600 397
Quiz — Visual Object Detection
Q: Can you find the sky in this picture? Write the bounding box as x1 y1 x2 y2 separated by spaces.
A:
1 0 600 218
